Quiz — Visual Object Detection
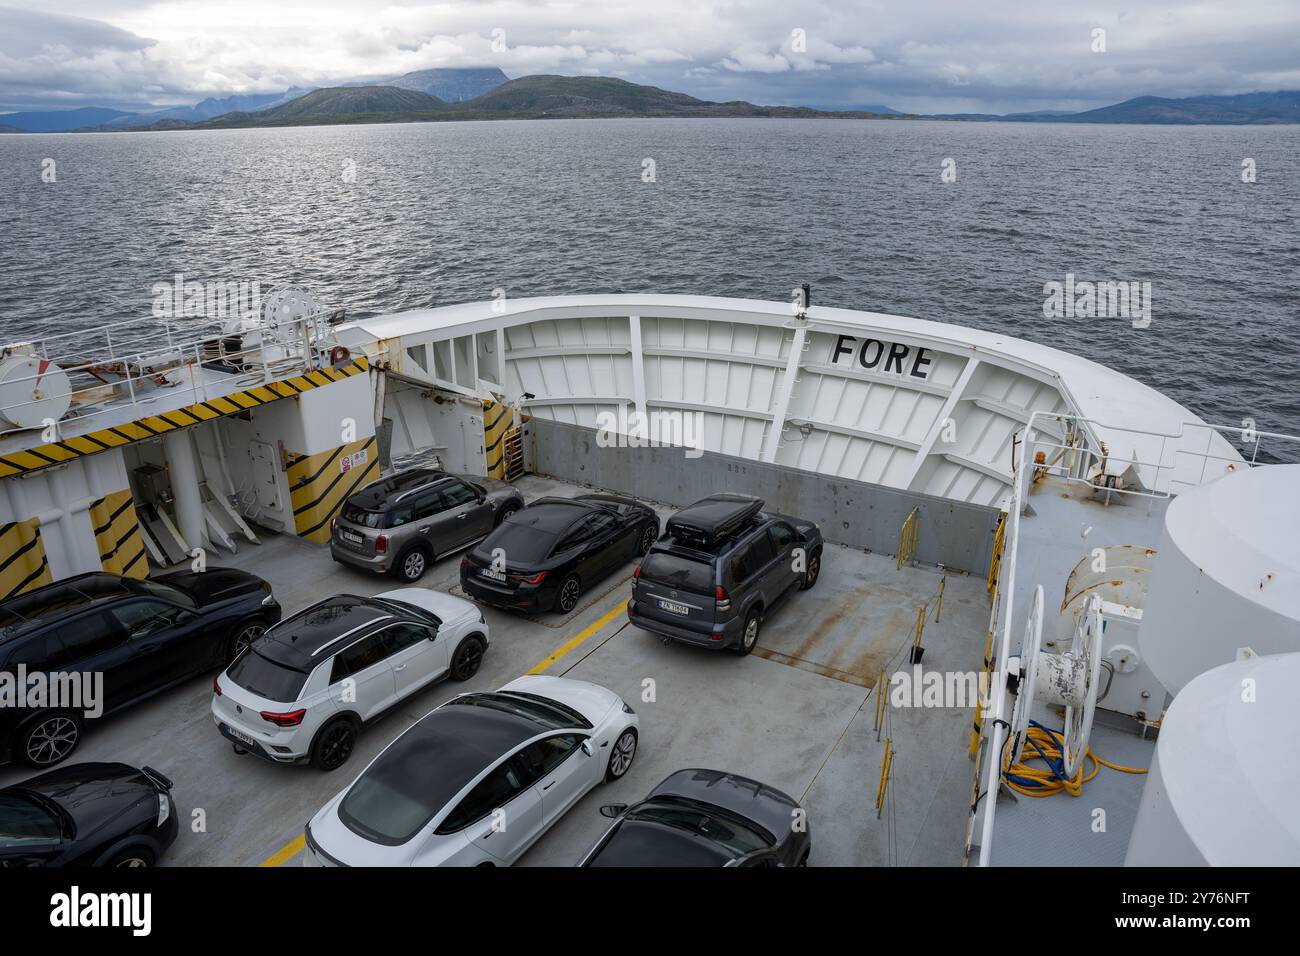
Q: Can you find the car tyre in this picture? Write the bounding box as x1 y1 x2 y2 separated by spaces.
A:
226 617 267 663
635 523 658 556
554 574 581 614
733 610 761 656
799 547 822 590
310 718 358 771
449 634 487 681
18 710 83 768
495 504 520 526
105 846 156 868
605 728 638 781
394 544 433 582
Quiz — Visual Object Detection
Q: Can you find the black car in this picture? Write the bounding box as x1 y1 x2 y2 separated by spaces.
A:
0 569 280 768
629 494 823 654
461 494 659 614
0 762 178 867
577 769 811 867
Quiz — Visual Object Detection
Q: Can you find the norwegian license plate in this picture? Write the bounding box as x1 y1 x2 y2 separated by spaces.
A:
225 723 255 746
657 598 689 616
479 567 507 582
341 530 364 545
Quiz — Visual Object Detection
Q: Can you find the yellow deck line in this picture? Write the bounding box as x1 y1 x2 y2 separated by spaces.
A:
258 597 630 867
259 834 305 868
524 599 629 675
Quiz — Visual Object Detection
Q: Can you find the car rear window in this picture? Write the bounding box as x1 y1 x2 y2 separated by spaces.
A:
226 650 309 702
341 504 385 528
484 522 557 565
639 552 715 593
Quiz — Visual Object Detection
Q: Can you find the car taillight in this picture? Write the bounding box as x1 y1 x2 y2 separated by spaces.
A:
375 534 388 554
633 565 641 579
513 571 547 585
260 709 306 728
715 585 731 611
460 557 472 570
213 676 222 696
330 517 337 533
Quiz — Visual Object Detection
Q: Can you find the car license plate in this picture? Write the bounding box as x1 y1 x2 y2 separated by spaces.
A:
341 530 363 545
657 598 689 616
225 723 255 746
479 567 507 582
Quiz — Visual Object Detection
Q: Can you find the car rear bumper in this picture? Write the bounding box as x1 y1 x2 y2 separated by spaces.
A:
461 573 548 613
213 714 308 764
628 599 740 649
330 540 387 574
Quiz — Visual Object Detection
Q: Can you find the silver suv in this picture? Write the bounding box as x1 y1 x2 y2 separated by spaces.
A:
330 469 525 583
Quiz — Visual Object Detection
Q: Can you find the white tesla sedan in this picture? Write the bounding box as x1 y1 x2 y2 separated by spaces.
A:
302 675 640 866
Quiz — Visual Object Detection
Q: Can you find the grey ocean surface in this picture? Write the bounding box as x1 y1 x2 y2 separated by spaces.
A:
1 117 1297 447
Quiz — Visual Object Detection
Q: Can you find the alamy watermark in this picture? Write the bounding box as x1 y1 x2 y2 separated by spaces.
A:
1043 274 1152 328
596 404 705 458
151 273 262 320
0 665 103 718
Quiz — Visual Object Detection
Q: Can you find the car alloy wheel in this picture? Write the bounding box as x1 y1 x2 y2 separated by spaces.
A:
558 576 581 613
804 552 821 588
451 637 485 680
637 525 657 555
498 506 519 525
232 622 265 661
402 549 427 581
26 715 79 766
607 729 637 780
739 614 760 654
115 855 150 868
317 723 356 770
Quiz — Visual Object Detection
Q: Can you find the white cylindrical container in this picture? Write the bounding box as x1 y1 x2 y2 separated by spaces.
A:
1125 651 1300 866
1141 465 1300 696
0 355 72 430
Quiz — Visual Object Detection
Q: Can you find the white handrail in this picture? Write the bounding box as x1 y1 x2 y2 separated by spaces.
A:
974 411 1300 866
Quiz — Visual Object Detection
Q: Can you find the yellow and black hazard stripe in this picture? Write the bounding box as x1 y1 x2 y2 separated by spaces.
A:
0 358 370 480
89 489 147 579
483 400 513 479
287 436 381 543
0 518 53 600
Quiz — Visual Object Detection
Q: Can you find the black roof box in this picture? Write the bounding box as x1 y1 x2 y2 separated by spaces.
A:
666 494 764 546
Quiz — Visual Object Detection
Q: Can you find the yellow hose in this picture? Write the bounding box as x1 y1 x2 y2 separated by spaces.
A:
1002 724 1147 798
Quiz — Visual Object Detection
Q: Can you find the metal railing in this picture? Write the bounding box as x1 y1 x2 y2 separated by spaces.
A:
971 411 1300 866
1 302 343 438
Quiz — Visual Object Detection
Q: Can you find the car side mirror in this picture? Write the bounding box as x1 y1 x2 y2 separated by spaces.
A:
599 803 628 818
581 740 595 757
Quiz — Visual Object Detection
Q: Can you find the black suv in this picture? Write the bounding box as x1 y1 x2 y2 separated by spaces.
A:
629 494 822 655
0 570 279 768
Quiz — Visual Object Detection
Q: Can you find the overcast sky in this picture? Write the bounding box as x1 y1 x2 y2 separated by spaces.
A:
3 1 1299 114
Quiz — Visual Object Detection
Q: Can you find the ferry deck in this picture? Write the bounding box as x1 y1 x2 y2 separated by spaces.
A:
0 473 990 867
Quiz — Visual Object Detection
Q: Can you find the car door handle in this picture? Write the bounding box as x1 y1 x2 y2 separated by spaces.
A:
542 781 555 791
393 664 407 672
456 513 468 519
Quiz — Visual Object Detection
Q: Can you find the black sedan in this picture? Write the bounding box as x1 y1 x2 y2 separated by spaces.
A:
0 569 280 767
577 769 812 867
0 762 178 867
460 494 659 614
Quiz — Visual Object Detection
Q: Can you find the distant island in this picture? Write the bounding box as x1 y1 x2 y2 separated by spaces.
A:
2 69 1297 133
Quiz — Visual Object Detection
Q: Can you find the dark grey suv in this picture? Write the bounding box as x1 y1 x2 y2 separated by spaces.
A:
628 494 823 655
330 469 525 583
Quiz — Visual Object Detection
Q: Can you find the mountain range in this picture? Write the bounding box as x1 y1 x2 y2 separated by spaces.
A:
2 70 1297 132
